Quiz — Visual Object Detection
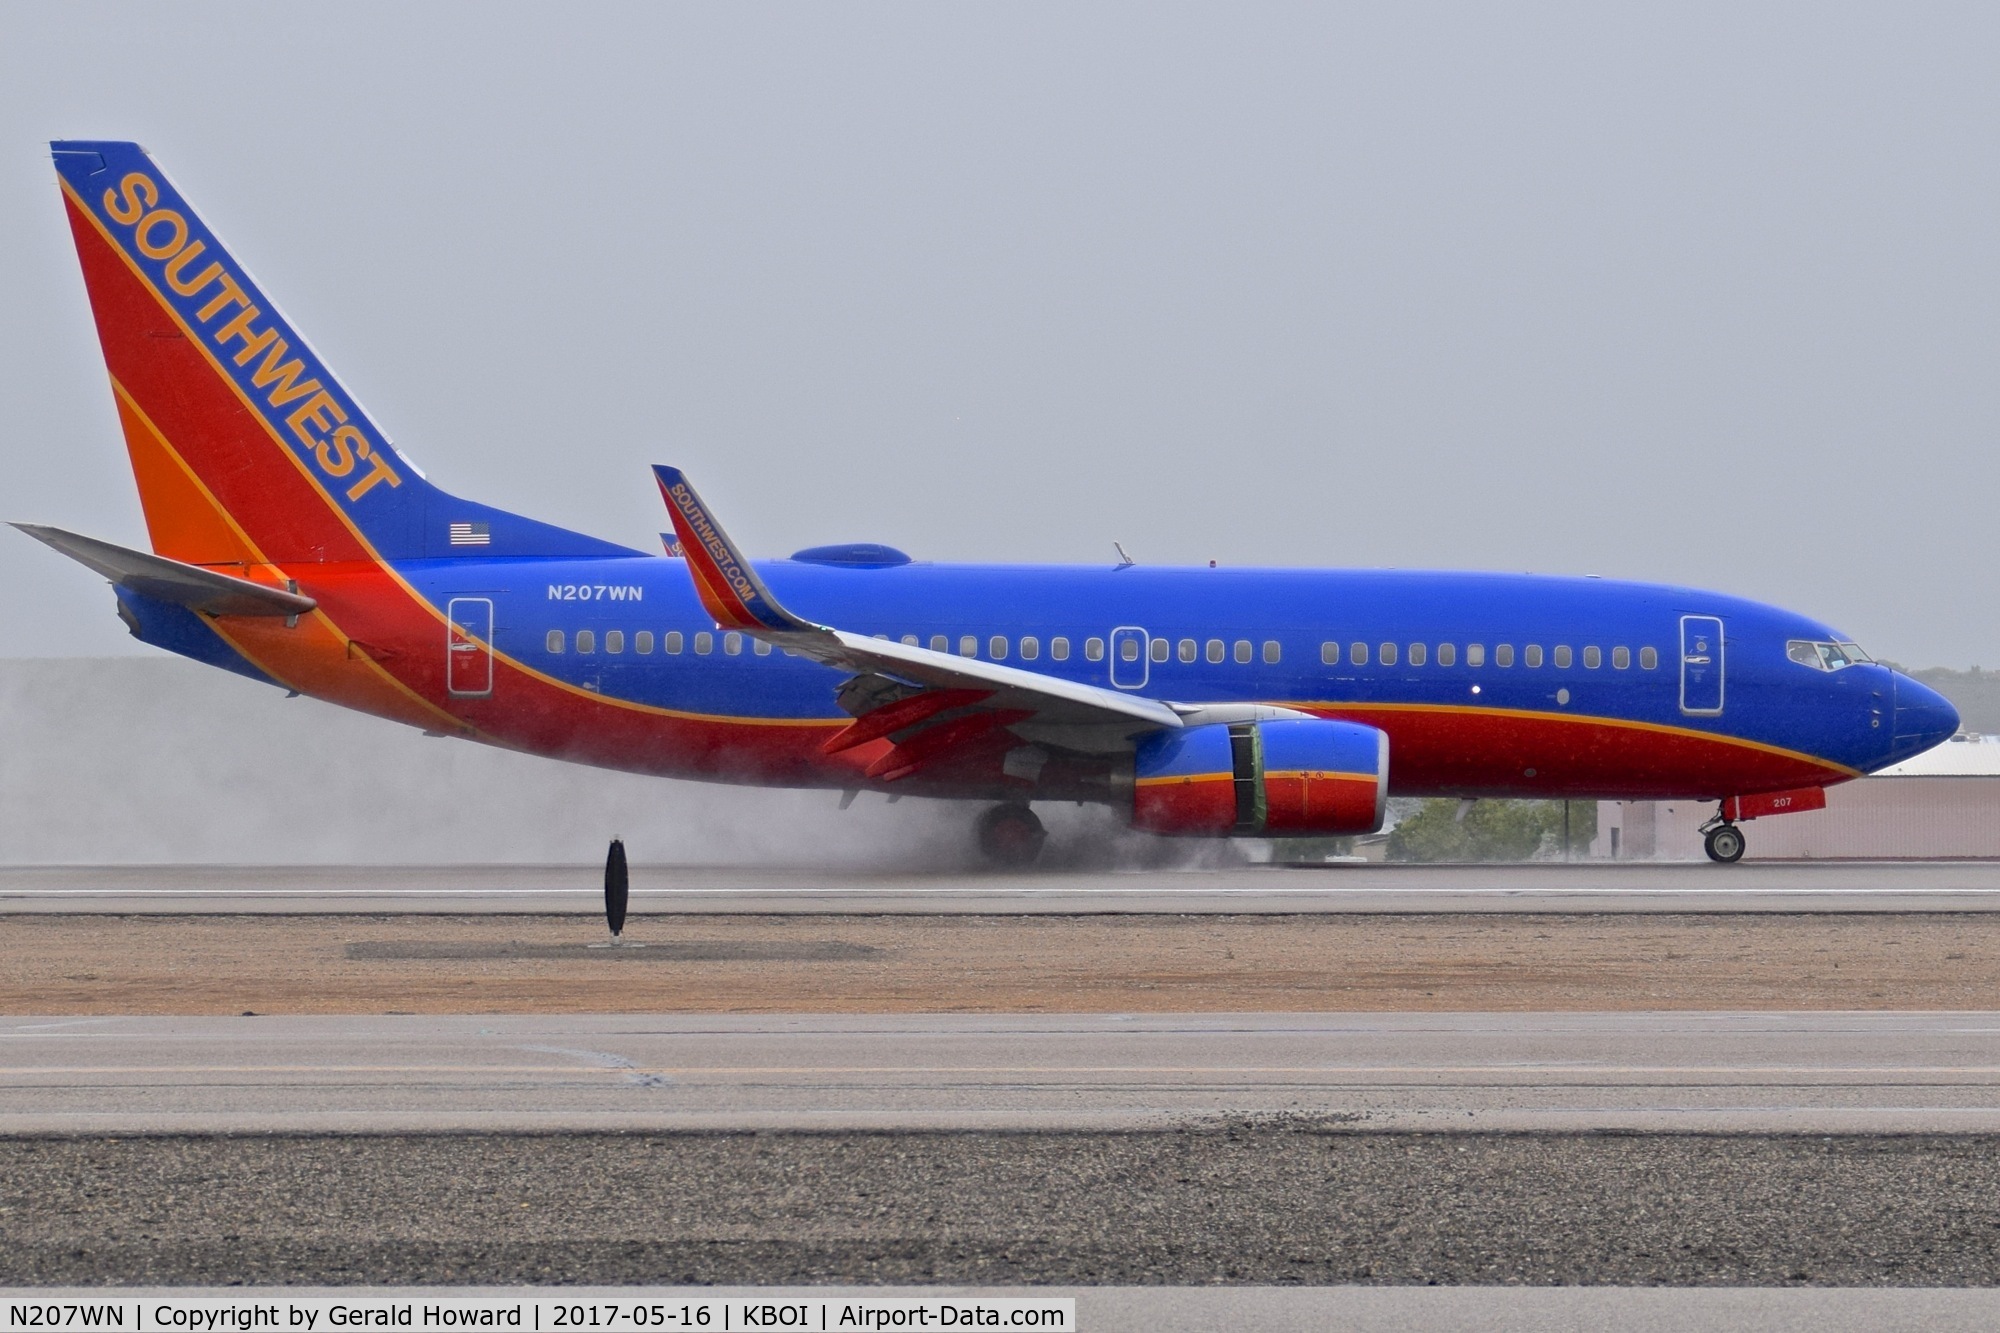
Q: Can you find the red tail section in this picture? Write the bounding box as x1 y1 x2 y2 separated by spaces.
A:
52 140 636 568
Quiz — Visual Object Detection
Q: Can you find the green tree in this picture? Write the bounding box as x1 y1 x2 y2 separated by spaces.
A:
1386 798 1597 862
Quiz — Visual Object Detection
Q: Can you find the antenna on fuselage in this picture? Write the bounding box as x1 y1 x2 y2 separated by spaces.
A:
1113 542 1136 569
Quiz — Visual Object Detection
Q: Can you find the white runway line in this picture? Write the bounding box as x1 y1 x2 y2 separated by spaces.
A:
10 859 2000 912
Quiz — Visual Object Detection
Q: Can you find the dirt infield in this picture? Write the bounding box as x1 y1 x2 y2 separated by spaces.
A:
6 911 2000 1013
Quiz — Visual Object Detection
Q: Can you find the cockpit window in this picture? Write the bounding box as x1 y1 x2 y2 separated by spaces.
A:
1787 639 1869 672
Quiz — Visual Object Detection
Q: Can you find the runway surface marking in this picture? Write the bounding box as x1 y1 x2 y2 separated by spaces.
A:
10 1011 2000 1132
11 860 2000 913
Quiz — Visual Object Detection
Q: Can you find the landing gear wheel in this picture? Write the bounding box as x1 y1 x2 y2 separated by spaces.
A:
1704 823 1746 864
976 803 1046 868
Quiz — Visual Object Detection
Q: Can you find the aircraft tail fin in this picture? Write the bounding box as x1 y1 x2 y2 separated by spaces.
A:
51 140 639 566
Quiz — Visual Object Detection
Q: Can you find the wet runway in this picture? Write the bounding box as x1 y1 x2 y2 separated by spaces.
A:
9 859 2000 913
9 1011 2000 1133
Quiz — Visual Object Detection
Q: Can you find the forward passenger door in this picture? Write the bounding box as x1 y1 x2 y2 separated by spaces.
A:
1679 615 1724 716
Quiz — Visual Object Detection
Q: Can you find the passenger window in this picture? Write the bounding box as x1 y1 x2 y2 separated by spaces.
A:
1020 636 1040 661
1151 637 1169 662
1525 645 1543 668
1085 637 1104 661
989 635 1008 660
695 631 713 655
1466 644 1483 667
1178 638 1197 663
724 632 743 655
1234 640 1252 664
1321 642 1340 666
931 635 949 653
1380 643 1398 667
754 638 772 656
1208 639 1226 663
1438 644 1456 667
665 631 683 654
635 631 654 655
1583 646 1601 669
1640 646 1658 670
546 630 565 654
1554 645 1572 669
1495 644 1513 667
1408 643 1427 666
1350 642 1368 666
960 635 978 657
576 630 596 654
1120 638 1141 662
1262 640 1281 665
1613 646 1630 670
1054 637 1073 661
605 630 624 654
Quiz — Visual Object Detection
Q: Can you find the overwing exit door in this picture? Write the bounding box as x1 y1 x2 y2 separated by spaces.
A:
1109 626 1150 690
1680 614 1723 716
447 597 494 697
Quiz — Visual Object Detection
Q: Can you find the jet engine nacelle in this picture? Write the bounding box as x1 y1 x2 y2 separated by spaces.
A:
1131 718 1389 837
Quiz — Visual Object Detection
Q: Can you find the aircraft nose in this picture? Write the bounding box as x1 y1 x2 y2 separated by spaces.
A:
1891 674 1959 759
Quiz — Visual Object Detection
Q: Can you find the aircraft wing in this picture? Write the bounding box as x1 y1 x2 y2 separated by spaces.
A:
11 523 317 618
653 466 1204 776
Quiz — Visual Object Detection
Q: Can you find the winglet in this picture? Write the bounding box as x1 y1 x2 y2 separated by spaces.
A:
652 467 814 633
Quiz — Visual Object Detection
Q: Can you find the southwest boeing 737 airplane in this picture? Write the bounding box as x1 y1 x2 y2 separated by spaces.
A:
19 140 1960 865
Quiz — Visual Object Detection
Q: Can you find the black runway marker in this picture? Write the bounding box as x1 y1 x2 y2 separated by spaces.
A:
604 838 629 939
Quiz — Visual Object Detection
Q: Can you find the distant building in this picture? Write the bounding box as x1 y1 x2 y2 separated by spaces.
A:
1595 734 2000 860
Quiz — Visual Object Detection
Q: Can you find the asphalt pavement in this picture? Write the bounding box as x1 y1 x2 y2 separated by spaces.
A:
6 1130 2000 1288
9 1011 2000 1132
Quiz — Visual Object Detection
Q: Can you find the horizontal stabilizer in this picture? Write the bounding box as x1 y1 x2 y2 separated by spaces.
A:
11 523 317 618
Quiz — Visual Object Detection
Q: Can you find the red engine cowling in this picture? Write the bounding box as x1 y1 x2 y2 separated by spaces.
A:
1131 718 1389 837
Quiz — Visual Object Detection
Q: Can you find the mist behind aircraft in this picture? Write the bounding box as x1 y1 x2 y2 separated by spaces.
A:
0 656 985 865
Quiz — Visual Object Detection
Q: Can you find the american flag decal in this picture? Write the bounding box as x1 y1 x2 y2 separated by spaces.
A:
449 521 491 546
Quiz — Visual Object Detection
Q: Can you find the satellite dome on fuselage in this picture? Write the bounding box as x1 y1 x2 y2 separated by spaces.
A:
789 543 913 568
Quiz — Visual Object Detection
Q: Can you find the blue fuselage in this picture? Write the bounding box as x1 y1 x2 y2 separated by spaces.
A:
364 555 1956 801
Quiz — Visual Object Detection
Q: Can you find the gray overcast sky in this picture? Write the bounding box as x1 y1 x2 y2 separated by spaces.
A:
1 3 1995 667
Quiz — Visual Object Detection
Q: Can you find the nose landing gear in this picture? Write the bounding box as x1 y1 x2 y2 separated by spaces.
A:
976 802 1046 868
1701 815 1746 864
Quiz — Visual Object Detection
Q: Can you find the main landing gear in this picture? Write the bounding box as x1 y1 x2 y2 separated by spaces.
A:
977 803 1046 868
1702 818 1746 864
